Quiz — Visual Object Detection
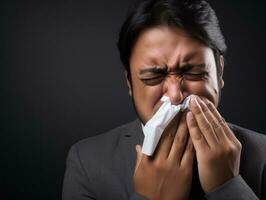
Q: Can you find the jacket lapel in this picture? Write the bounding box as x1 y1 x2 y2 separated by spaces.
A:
120 119 144 195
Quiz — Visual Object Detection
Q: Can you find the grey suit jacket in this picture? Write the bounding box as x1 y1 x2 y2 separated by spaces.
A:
62 119 266 200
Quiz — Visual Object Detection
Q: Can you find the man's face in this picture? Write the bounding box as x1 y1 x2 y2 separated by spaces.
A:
127 26 224 124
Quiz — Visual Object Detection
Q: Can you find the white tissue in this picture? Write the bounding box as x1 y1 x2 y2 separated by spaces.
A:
142 95 192 156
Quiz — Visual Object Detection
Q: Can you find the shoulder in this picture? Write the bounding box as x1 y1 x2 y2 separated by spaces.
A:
229 123 266 145
229 123 266 161
70 119 139 162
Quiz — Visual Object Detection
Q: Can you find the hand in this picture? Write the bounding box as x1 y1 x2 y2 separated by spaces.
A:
133 113 195 200
186 96 242 193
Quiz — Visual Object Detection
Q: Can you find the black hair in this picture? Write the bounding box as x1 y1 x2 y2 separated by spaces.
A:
117 0 226 81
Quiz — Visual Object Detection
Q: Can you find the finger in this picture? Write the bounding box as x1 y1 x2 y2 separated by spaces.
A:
168 113 189 163
186 111 209 154
134 145 143 171
136 145 142 165
155 113 180 159
180 136 195 167
189 96 218 147
134 145 149 173
203 98 239 143
197 97 229 144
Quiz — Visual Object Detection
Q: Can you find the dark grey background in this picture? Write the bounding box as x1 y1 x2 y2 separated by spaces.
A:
1 0 265 199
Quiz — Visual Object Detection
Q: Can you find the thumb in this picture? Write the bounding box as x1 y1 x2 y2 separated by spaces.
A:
135 145 143 171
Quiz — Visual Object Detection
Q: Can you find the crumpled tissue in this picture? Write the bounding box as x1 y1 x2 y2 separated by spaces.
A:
142 95 192 156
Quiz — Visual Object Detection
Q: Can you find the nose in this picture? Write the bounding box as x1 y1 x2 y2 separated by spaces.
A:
163 75 184 105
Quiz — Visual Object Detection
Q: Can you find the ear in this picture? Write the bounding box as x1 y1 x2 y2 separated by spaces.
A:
124 70 132 96
219 55 225 89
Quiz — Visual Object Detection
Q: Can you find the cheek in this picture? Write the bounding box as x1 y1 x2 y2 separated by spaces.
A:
132 79 164 123
183 80 219 105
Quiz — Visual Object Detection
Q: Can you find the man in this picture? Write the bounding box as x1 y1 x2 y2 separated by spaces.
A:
62 0 266 199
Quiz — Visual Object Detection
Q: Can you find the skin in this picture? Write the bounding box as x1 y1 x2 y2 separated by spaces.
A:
127 26 224 124
126 26 242 200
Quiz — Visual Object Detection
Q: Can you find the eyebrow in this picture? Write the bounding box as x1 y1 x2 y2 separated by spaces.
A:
139 63 206 75
139 66 167 75
180 63 207 70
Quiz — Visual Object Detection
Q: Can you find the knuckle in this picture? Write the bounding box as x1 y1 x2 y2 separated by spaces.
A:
232 141 242 154
225 146 234 156
153 160 165 171
202 122 212 132
224 144 240 157
161 130 175 142
154 159 172 171
200 102 208 112
233 138 242 148
218 117 227 126
236 141 242 150
193 105 202 115
175 134 186 144
168 131 175 140
208 101 216 111
210 119 220 129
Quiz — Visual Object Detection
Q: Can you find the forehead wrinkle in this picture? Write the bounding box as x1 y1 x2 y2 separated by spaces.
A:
141 45 169 67
139 27 184 67
165 44 183 70
163 39 199 70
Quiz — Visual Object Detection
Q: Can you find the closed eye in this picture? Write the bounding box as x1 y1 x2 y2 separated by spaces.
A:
140 76 165 85
183 72 208 81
